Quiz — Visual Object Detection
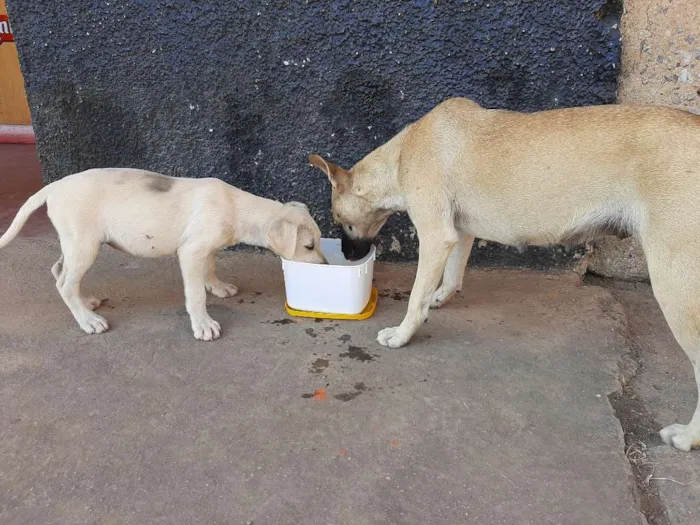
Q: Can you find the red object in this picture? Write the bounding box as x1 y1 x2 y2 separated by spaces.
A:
0 14 14 43
0 15 31 143
0 126 34 144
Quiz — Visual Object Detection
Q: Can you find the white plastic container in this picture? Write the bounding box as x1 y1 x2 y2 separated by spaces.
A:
281 238 376 315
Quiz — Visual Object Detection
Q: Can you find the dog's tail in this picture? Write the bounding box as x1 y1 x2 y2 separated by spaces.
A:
0 184 53 249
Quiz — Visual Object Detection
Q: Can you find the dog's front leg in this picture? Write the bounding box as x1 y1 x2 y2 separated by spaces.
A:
430 233 475 309
204 253 239 298
378 234 457 348
178 247 221 341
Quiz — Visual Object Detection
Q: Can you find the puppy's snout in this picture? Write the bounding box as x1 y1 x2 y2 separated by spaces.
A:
341 230 373 261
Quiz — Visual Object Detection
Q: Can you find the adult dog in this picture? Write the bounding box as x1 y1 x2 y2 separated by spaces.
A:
0 168 326 340
309 97 700 451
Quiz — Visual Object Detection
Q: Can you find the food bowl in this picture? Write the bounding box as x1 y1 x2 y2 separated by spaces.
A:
281 238 376 316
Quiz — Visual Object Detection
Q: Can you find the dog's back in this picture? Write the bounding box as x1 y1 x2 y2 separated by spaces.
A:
409 99 700 247
46 168 232 258
0 168 232 258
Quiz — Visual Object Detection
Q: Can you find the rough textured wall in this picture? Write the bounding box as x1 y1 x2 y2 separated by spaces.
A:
587 0 700 281
619 0 699 110
8 0 621 264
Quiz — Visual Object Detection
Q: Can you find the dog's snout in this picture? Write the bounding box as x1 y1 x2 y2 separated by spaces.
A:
341 231 373 261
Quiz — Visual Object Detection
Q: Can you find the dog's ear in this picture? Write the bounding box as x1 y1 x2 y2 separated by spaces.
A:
267 218 298 260
308 154 350 192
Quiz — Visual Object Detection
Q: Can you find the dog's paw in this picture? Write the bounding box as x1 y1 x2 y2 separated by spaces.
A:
83 297 102 311
377 326 411 348
430 286 457 309
660 423 700 452
79 313 109 334
205 281 238 299
192 316 221 341
207 281 239 299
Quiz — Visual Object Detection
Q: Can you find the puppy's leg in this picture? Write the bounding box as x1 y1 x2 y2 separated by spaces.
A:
51 255 64 280
378 230 457 348
430 233 475 309
81 296 102 311
52 254 101 310
178 247 221 341
56 239 108 334
204 253 238 298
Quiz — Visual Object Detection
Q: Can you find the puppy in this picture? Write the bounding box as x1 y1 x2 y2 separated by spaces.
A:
0 168 326 340
309 97 700 451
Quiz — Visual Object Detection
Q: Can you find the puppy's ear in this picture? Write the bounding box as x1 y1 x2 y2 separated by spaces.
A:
267 218 298 260
308 154 350 192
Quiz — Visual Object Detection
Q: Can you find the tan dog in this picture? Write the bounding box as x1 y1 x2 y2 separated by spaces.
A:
309 97 700 452
0 168 326 340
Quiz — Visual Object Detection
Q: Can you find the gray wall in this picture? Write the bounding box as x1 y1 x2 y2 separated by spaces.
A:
8 0 621 265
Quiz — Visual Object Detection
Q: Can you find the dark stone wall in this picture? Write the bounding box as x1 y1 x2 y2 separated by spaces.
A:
8 0 621 266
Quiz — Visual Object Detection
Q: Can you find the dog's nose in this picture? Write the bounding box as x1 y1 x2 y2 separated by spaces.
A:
341 231 373 261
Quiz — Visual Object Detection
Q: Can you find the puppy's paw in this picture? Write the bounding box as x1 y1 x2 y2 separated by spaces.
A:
660 423 700 452
377 326 411 348
84 297 102 311
191 316 221 341
430 286 457 309
79 313 109 334
207 281 239 299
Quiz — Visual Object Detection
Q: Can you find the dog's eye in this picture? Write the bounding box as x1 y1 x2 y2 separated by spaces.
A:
348 225 354 232
305 243 314 250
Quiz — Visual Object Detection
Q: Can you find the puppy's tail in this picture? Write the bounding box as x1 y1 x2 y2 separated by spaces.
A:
0 184 52 249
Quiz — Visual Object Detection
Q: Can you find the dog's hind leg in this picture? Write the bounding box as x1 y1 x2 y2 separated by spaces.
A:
644 240 700 451
657 312 700 451
204 253 238 298
51 255 64 280
52 254 101 311
430 233 475 309
55 237 107 334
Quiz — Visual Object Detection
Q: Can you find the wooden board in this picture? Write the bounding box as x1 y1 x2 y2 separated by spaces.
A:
0 0 31 125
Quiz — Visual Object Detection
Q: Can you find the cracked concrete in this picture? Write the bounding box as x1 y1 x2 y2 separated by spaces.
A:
594 277 700 525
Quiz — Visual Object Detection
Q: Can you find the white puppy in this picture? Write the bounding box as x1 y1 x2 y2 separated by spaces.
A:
0 168 326 340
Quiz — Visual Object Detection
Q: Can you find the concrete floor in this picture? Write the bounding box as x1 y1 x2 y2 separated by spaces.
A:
1 145 698 524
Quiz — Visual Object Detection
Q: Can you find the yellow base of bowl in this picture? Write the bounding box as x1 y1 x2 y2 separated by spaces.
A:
284 287 378 320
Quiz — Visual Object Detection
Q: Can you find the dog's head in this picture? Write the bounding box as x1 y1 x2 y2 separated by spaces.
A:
308 154 392 260
267 202 327 264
